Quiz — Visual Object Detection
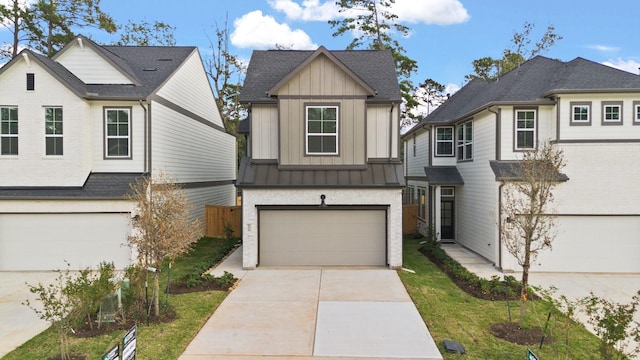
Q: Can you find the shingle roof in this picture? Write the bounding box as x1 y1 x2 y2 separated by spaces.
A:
0 173 145 199
405 56 640 135
489 161 569 182
240 48 402 103
423 166 464 185
236 157 404 188
1 35 195 100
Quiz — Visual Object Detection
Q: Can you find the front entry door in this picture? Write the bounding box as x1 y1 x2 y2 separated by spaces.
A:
440 198 455 240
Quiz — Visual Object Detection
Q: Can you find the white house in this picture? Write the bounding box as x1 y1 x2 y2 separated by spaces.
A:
0 35 236 271
403 56 640 273
236 47 404 269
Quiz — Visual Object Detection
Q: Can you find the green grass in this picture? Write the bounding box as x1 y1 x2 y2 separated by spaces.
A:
399 236 604 359
3 237 236 360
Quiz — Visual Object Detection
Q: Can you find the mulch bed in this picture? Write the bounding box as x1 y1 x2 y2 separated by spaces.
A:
71 306 177 338
489 322 553 345
168 279 235 294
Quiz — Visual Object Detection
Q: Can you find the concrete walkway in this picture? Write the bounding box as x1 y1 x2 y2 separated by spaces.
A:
181 247 443 359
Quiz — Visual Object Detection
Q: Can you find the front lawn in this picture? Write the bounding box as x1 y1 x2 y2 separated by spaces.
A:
399 236 603 359
3 237 236 360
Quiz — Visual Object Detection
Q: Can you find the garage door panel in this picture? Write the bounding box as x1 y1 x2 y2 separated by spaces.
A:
0 213 131 271
259 210 386 266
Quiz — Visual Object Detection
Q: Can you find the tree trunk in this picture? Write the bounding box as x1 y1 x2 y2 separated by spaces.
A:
520 262 530 326
153 271 160 317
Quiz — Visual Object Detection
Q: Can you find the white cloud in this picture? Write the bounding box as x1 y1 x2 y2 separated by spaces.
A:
602 58 640 75
392 0 470 25
588 44 620 53
230 10 318 50
268 0 340 21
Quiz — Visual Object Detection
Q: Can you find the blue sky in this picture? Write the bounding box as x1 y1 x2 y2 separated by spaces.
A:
4 0 640 93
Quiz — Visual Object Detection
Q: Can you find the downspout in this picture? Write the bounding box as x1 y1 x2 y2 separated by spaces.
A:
488 105 502 268
139 100 149 173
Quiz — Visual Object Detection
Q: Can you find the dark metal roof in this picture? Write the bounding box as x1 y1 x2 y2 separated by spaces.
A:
423 166 464 185
236 157 404 188
404 56 640 136
238 118 249 134
489 161 569 182
0 173 145 199
1 35 196 100
240 48 402 104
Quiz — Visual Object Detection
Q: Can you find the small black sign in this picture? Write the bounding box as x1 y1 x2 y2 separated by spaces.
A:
102 344 119 360
122 325 136 360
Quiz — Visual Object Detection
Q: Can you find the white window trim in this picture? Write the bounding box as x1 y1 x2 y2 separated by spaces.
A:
602 102 623 125
104 107 132 159
515 109 536 150
45 106 63 156
305 105 339 155
634 102 640 125
0 106 18 156
435 126 454 157
456 121 473 161
417 187 427 220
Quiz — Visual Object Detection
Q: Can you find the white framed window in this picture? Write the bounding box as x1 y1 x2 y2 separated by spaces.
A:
104 108 131 158
515 109 536 150
456 121 472 161
412 134 416 157
306 105 338 155
570 102 591 125
0 107 18 155
45 107 63 156
602 102 622 124
435 126 454 156
634 101 640 125
441 187 454 197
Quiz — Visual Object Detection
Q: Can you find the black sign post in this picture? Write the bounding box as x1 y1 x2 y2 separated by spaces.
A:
122 325 137 360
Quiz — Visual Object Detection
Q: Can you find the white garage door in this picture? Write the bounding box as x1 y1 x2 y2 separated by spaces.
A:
0 213 132 271
259 209 386 266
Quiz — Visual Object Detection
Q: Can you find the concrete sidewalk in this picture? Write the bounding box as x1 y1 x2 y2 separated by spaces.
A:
181 247 443 359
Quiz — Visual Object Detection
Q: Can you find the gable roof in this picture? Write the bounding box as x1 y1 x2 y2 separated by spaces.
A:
240 47 402 104
404 56 640 136
0 35 196 100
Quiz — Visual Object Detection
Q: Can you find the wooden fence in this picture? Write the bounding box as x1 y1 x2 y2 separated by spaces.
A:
402 204 419 235
205 205 242 238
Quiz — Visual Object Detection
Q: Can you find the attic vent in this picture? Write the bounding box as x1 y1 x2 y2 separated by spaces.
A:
158 58 173 62
143 67 159 71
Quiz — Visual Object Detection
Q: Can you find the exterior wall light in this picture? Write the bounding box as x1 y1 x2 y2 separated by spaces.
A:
319 194 327 207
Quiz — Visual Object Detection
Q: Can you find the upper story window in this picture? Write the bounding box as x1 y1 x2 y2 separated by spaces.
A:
306 105 338 155
45 107 63 156
570 102 591 125
412 134 416 157
105 108 131 158
456 121 472 161
0 107 18 155
634 101 640 125
26 73 35 91
435 126 454 156
515 109 536 150
602 101 623 125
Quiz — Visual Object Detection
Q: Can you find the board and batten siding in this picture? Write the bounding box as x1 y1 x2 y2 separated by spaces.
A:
151 102 236 183
279 97 366 166
274 54 371 97
90 101 146 173
250 104 278 160
557 94 640 141
55 41 132 84
154 50 225 128
0 58 92 187
455 113 499 262
405 130 429 177
367 104 399 159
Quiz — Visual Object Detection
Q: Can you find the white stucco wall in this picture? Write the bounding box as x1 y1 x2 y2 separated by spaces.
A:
241 188 403 269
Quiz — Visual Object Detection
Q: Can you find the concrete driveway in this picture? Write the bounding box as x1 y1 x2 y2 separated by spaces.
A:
180 268 443 359
0 271 59 358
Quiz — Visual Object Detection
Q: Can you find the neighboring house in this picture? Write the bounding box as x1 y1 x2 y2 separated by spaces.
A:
236 47 404 269
403 56 640 273
0 35 236 271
